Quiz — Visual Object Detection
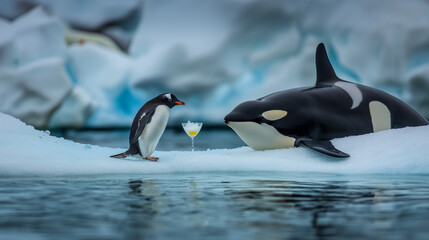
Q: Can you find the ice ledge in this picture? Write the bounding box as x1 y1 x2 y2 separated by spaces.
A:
1 112 428 176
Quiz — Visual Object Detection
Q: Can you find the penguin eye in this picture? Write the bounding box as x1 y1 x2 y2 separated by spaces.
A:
262 110 287 121
165 93 172 101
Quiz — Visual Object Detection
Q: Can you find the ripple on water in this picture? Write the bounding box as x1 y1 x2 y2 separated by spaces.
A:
0 173 429 240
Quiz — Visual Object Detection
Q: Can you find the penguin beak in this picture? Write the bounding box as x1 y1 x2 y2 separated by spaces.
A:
175 101 185 105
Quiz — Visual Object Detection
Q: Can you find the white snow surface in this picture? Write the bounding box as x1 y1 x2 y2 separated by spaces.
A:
1 112 429 177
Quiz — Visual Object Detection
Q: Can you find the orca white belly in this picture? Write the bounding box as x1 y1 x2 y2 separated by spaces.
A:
138 105 170 157
227 121 296 150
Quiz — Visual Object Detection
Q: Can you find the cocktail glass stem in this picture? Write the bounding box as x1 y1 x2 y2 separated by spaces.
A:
191 137 195 152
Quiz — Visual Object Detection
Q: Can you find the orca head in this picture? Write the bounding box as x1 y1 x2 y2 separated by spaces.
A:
224 100 295 150
224 100 265 124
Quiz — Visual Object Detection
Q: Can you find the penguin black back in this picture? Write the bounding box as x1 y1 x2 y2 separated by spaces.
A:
110 93 185 159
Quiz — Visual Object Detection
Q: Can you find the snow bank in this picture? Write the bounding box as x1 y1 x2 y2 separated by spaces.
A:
1 112 429 177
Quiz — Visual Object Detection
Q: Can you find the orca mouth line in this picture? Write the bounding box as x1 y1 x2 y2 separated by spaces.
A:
225 119 264 125
225 119 247 124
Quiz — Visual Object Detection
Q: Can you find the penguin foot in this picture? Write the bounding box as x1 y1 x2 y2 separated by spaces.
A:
145 157 159 162
110 152 127 158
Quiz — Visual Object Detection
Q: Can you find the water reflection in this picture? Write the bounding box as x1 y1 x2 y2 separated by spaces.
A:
1 176 428 240
223 180 353 238
221 179 429 239
126 178 221 239
129 179 164 212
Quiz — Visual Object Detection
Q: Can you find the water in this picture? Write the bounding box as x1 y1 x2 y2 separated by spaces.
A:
1 173 429 240
2 129 429 239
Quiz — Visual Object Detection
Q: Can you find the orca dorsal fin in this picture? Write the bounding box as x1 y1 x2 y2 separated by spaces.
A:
315 43 339 86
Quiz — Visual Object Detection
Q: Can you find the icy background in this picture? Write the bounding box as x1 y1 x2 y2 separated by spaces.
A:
1 112 429 176
1 0 429 129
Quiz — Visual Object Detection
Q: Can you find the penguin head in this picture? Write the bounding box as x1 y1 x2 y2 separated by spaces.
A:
158 93 185 108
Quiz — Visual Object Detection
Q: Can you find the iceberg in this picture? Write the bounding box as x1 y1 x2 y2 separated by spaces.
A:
0 0 141 50
0 7 93 129
1 112 429 176
65 43 135 128
2 1 429 129
128 0 429 124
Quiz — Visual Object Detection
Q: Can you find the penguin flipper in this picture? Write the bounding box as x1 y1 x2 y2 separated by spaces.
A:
131 109 155 144
296 138 350 158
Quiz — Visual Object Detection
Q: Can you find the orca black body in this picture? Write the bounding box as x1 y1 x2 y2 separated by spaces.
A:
224 43 428 158
110 93 185 161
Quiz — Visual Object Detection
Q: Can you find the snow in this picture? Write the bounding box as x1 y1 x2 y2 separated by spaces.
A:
1 112 429 177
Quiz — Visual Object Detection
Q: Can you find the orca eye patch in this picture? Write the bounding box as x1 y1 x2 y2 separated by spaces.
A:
262 110 288 121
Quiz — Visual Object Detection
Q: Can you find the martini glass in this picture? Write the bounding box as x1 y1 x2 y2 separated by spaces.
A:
181 121 203 151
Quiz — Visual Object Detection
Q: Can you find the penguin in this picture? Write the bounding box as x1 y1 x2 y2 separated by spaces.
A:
110 93 185 161
224 43 428 158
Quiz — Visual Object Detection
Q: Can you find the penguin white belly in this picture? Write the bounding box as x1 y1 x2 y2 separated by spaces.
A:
138 105 170 157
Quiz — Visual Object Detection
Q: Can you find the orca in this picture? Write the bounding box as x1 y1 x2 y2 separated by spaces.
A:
224 43 428 157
